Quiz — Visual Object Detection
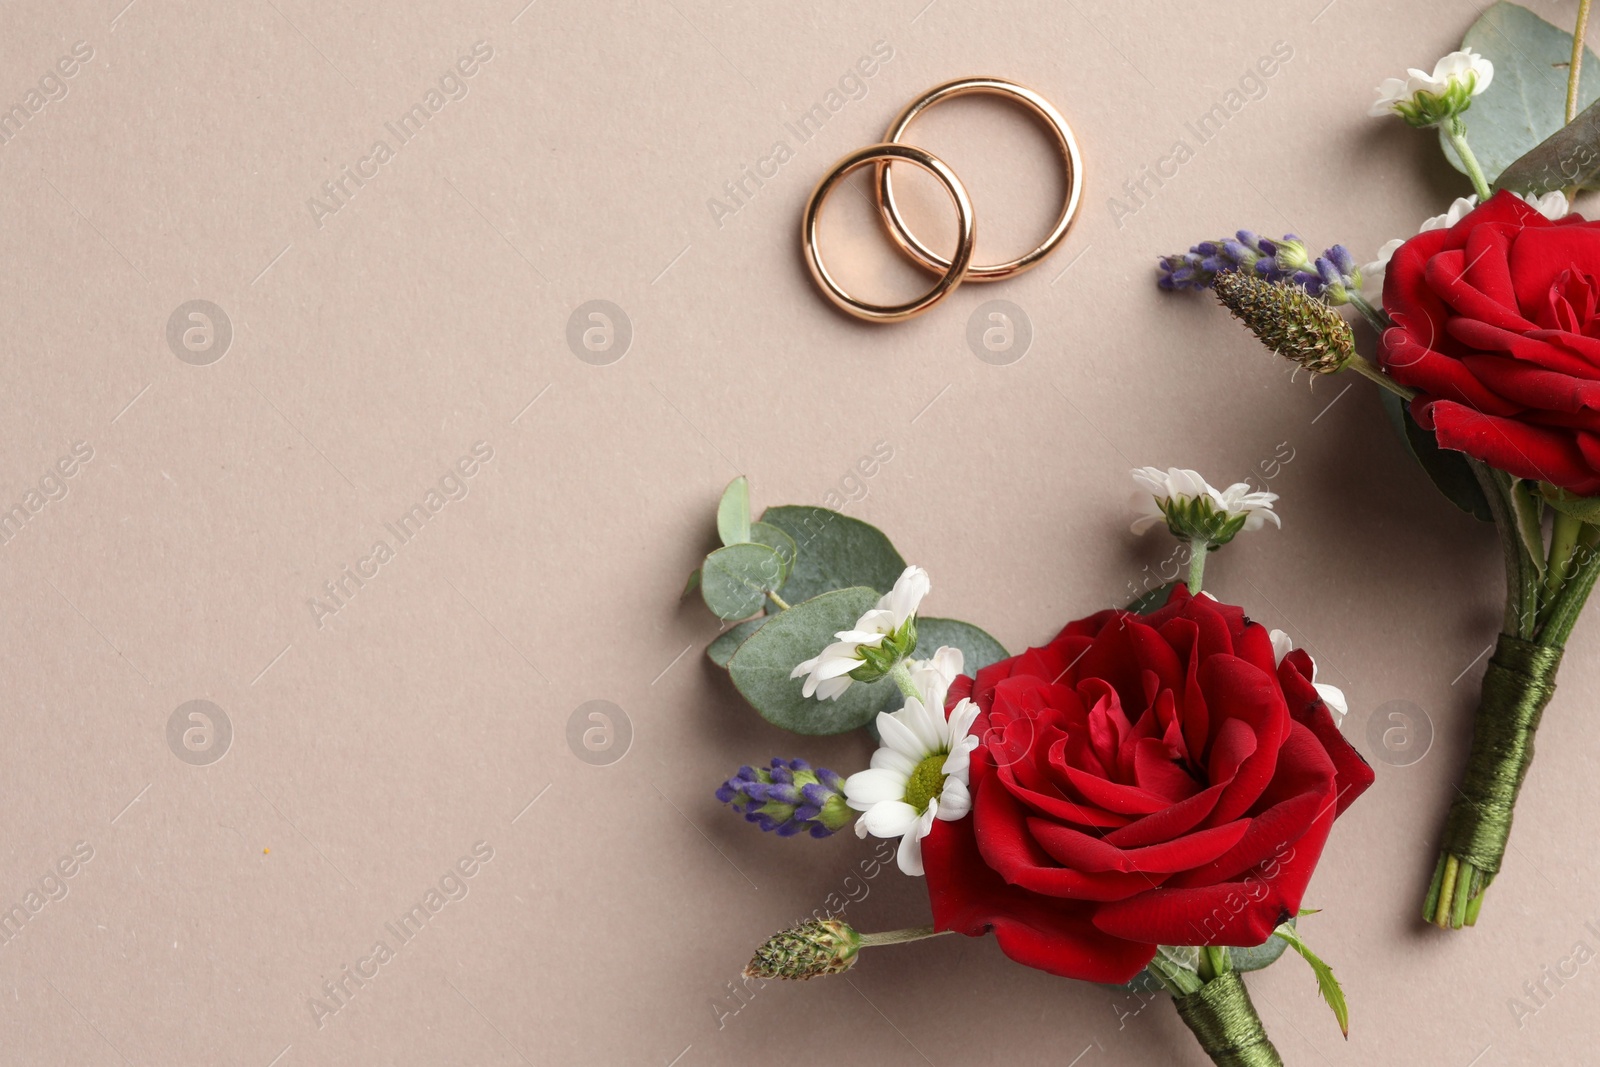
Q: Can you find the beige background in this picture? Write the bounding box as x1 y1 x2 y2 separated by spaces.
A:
0 0 1593 1063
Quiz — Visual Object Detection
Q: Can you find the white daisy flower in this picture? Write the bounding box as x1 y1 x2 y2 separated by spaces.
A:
1270 629 1348 721
1369 50 1493 126
843 648 980 876
790 565 929 701
1130 467 1280 543
1362 190 1569 285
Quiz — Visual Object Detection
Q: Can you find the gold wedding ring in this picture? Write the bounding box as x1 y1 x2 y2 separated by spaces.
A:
800 77 1083 321
801 142 976 323
878 77 1082 282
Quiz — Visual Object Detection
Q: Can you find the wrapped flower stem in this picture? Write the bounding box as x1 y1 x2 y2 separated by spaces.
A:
1172 974 1283 1067
1422 464 1600 928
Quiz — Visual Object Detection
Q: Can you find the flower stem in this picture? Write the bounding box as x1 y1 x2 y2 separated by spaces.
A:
1423 635 1563 929
1446 118 1493 200
889 661 921 703
1347 292 1391 333
857 925 951 948
767 591 791 611
1172 972 1285 1067
1345 353 1416 400
1570 0 1593 124
1187 540 1208 593
1544 511 1583 604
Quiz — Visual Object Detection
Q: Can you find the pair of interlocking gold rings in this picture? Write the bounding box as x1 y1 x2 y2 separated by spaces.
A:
801 76 1083 323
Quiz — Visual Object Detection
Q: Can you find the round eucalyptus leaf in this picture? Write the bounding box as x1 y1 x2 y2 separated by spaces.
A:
1229 928 1292 973
759 506 907 603
717 476 751 546
749 521 798 583
1439 3 1600 183
701 542 784 621
729 586 897 734
707 616 769 668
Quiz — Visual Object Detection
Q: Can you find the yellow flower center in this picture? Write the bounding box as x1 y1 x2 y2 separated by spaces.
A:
904 753 948 814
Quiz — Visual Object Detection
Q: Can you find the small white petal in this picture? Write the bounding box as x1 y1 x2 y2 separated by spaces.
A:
896 803 939 876
936 776 971 821
1269 629 1293 665
896 698 943 755
880 565 931 628
1315 682 1349 720
844 767 911 809
876 712 931 760
815 675 854 701
870 744 917 776
859 800 919 839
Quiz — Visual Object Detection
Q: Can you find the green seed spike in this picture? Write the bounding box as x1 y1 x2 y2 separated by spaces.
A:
744 919 862 980
1213 270 1355 375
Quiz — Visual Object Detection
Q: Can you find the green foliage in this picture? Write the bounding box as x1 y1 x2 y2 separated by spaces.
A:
1441 3 1600 182
1273 923 1350 1038
701 543 784 621
728 588 895 734
1379 390 1493 521
717 476 751 546
759 506 907 603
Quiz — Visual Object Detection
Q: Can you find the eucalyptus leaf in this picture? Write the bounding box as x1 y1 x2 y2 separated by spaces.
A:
1509 479 1548 580
707 616 768 668
728 587 896 734
1379 390 1493 521
915 618 1008 674
1126 581 1176 613
748 521 798 583
717 476 751 546
1229 924 1293 973
1538 482 1600 522
1439 2 1600 183
683 567 701 596
759 505 908 603
879 617 1008 714
1496 94 1600 194
701 542 784 621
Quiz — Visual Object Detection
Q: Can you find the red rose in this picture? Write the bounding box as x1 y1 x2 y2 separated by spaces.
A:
922 586 1373 984
1379 189 1600 494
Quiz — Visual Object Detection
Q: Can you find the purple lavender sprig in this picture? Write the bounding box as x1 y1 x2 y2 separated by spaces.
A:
716 758 852 838
1158 233 1362 306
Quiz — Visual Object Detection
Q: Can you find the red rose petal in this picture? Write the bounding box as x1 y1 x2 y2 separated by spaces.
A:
1090 782 1339 947
1510 225 1600 318
924 817 1157 984
1100 781 1227 848
1030 815 1249 875
1423 397 1600 493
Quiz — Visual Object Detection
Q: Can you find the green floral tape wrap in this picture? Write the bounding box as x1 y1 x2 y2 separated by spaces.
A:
1441 634 1563 874
1172 972 1283 1067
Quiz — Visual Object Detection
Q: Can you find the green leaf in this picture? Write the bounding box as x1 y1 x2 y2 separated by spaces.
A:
1379 390 1493 521
1496 94 1600 194
879 617 1009 714
683 567 701 596
748 521 797 583
728 587 896 734
717 476 751 546
1272 923 1350 1038
1126 581 1176 613
1439 2 1600 184
1538 481 1600 522
759 506 907 604
701 543 784 621
914 618 1008 674
1509 479 1548 581
1228 921 1293 973
707 616 768 668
